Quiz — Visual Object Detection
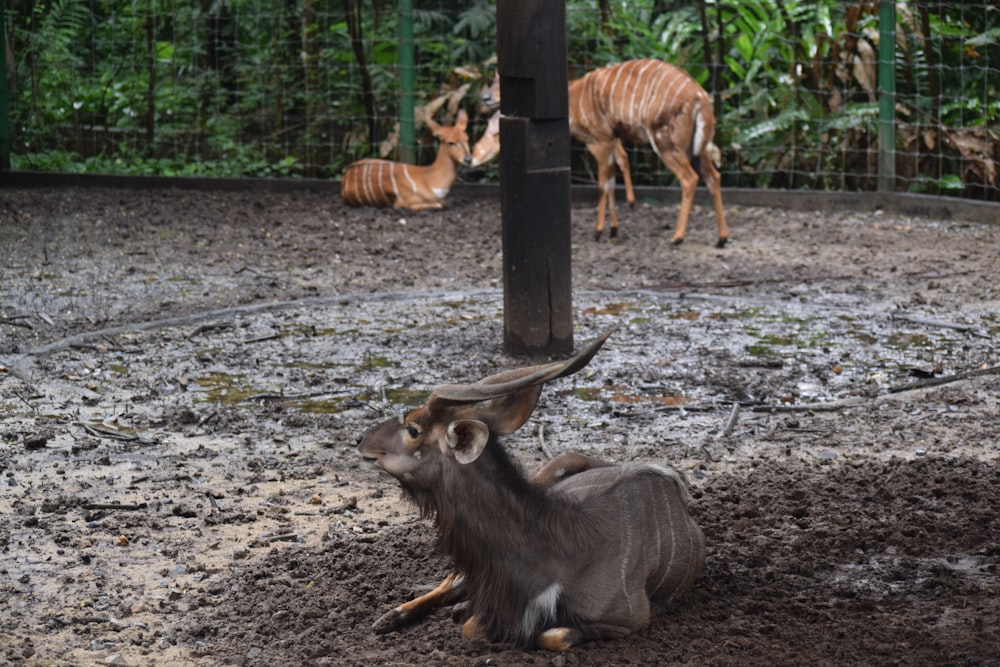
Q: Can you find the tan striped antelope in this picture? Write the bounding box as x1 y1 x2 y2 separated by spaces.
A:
469 75 636 226
570 58 729 246
358 332 705 650
341 110 472 210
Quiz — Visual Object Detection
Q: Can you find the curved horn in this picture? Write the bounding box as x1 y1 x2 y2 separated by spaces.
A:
428 330 612 406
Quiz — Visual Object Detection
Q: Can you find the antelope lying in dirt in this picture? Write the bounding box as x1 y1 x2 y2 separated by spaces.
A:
341 110 472 210
569 58 729 246
357 333 705 650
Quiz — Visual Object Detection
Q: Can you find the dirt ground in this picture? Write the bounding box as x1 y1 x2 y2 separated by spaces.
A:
1 185 999 667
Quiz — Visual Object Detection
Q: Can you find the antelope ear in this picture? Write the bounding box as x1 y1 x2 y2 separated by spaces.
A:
455 108 469 129
425 113 442 135
446 420 489 464
482 385 543 435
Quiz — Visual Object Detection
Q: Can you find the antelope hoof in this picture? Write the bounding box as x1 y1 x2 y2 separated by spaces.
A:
716 237 729 249
671 236 685 246
372 607 407 634
450 601 470 623
610 227 618 239
594 230 603 242
536 627 585 651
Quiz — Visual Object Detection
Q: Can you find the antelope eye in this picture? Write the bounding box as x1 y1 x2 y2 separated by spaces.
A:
405 424 420 439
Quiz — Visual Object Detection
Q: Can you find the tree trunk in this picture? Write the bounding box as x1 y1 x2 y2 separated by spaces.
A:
342 0 377 154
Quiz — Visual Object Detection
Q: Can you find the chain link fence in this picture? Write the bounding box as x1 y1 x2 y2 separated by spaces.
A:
5 1 998 200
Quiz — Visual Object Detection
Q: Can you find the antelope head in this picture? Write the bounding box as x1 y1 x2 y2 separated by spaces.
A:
358 332 611 486
425 109 473 167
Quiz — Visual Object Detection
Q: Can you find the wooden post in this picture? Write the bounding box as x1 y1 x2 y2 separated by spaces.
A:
497 0 573 356
0 6 9 170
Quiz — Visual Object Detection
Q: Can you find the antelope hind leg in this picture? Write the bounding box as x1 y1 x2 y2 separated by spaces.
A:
701 153 729 248
532 453 611 488
372 571 467 634
537 619 637 651
658 150 699 245
613 140 635 208
535 626 610 651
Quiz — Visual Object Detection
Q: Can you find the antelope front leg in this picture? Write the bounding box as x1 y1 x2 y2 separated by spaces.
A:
372 571 466 634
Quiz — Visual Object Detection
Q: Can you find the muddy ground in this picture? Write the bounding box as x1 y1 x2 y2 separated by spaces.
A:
1 185 999 667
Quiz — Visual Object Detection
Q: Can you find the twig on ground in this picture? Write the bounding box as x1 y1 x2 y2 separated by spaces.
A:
891 313 990 338
252 533 300 547
187 322 234 338
76 422 158 444
721 402 740 437
245 333 282 344
2 316 33 329
241 389 350 403
748 397 866 413
538 422 553 460
888 365 1000 394
83 502 148 511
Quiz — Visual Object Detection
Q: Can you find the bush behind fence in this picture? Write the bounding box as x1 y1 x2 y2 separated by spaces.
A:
7 0 999 201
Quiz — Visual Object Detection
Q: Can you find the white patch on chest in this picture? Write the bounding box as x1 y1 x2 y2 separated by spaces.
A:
522 582 562 638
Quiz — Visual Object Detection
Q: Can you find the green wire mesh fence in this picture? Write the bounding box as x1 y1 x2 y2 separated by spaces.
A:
6 1 998 200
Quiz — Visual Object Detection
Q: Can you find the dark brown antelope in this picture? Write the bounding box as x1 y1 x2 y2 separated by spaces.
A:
357 333 705 650
569 58 729 246
341 110 472 210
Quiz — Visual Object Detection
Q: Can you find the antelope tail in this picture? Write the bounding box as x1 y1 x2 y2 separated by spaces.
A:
689 104 709 177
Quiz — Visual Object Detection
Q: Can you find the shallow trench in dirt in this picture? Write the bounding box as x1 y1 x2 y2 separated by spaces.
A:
1 187 999 666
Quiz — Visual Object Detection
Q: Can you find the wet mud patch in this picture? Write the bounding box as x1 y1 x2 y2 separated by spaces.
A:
2 187 1000 666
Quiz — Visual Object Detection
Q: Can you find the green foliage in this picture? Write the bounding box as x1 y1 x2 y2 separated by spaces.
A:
6 0 998 198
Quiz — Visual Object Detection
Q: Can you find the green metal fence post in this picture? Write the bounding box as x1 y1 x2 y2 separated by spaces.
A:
398 0 416 164
0 6 11 171
878 0 896 192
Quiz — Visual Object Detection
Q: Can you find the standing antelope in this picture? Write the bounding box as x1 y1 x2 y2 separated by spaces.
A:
357 333 705 650
468 75 637 229
341 110 472 210
570 58 729 246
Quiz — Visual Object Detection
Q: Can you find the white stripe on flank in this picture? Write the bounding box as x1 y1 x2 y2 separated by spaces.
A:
371 162 382 205
641 66 671 124
368 162 382 204
627 60 656 128
651 478 680 598
401 164 419 201
607 64 628 125
362 163 375 204
657 73 686 124
618 490 635 615
388 163 400 203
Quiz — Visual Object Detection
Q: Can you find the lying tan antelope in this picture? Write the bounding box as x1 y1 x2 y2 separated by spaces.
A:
357 332 705 650
570 58 729 246
341 110 472 210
